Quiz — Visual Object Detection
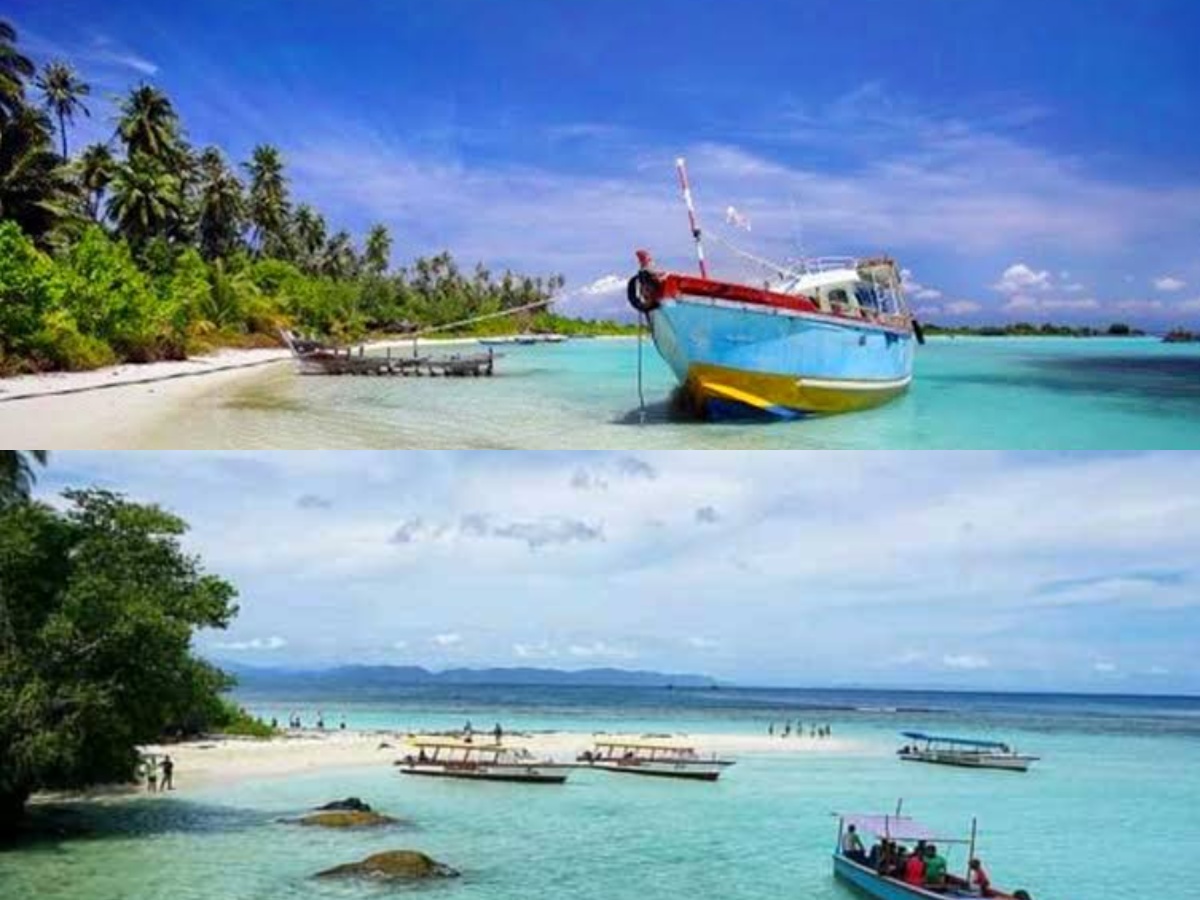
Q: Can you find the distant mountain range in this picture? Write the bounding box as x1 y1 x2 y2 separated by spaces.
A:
225 663 719 689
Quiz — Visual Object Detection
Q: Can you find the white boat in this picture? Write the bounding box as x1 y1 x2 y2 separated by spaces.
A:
897 732 1038 772
477 333 568 346
577 737 734 781
396 737 568 784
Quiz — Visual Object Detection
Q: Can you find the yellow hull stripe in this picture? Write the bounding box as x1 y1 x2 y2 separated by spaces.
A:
687 363 910 415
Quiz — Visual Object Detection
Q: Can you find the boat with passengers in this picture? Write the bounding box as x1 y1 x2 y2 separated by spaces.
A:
577 736 734 781
396 736 568 784
897 732 1038 772
833 807 1036 900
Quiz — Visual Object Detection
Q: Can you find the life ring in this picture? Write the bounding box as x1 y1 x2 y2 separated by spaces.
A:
626 270 661 314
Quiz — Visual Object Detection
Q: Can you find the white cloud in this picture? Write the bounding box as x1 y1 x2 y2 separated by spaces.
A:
1112 299 1164 313
686 636 720 650
392 640 408 650
1093 661 1118 673
432 633 462 647
513 641 557 659
1003 295 1099 312
942 653 990 670
567 641 635 660
943 300 983 315
577 275 626 296
213 635 287 651
993 263 1052 294
1154 276 1186 292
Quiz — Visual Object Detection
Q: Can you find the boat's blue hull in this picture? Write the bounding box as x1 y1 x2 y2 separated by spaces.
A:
833 856 970 900
649 298 914 418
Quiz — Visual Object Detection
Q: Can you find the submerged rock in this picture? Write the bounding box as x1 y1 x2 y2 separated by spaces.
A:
314 797 372 812
315 849 460 880
296 810 398 828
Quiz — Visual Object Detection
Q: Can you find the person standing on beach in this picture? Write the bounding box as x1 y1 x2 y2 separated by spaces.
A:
493 722 503 744
768 722 774 736
144 757 158 792
160 755 174 791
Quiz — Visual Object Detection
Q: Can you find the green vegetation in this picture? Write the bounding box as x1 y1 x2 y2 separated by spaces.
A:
922 321 1146 338
0 472 242 834
0 21 625 376
211 699 276 738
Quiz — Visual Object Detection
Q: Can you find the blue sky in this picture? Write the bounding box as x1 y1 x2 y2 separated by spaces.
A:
10 0 1200 324
33 451 1200 694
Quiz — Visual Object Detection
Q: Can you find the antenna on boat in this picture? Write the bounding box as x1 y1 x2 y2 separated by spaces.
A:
675 157 709 279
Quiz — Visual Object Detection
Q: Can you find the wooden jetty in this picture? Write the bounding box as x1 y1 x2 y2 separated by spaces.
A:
282 331 495 378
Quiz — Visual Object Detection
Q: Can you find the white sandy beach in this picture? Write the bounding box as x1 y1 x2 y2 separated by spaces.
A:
119 729 861 794
0 335 566 448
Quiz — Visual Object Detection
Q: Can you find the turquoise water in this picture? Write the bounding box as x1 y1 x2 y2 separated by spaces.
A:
4 688 1197 900
139 336 1200 448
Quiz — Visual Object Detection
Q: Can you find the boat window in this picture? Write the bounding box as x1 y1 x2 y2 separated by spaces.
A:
829 288 850 307
855 285 879 312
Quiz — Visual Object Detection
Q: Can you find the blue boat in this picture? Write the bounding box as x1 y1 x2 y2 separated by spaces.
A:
898 732 1038 772
832 810 1036 900
626 159 922 420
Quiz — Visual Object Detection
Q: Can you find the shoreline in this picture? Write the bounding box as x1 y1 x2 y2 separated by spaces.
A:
30 728 862 801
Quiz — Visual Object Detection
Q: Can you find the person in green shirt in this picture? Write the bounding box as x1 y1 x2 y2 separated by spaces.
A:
924 844 948 887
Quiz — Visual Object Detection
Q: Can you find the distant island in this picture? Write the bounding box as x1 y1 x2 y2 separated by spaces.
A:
227 664 720 690
922 321 1146 338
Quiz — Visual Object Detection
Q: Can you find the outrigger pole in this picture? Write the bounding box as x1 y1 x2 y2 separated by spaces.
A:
675 157 709 279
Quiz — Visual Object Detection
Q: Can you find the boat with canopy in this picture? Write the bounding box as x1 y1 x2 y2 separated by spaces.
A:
833 808 1036 900
577 737 734 781
396 736 569 784
898 732 1038 772
626 159 922 419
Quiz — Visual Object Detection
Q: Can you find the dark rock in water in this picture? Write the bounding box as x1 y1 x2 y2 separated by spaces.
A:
315 797 372 812
1163 329 1200 343
316 850 460 880
296 810 399 828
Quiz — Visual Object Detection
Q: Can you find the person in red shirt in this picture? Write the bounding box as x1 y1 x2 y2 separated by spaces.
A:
968 858 994 897
903 850 926 886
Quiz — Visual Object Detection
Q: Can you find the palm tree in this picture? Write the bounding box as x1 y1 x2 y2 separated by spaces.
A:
363 224 392 277
116 84 182 165
195 146 245 260
0 20 35 129
0 106 76 244
76 142 114 221
0 451 47 507
321 229 358 279
291 203 326 274
35 61 89 158
107 156 182 249
243 144 289 257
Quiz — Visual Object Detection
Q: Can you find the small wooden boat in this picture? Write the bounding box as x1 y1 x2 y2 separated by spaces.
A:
898 732 1038 772
833 809 1036 900
577 737 734 781
396 737 568 784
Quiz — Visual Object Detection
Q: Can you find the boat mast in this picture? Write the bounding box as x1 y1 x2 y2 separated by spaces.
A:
675 157 709 279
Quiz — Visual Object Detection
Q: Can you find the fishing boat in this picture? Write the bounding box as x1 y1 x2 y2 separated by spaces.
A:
833 809 1035 900
396 737 568 784
898 732 1038 772
627 159 922 419
577 737 734 781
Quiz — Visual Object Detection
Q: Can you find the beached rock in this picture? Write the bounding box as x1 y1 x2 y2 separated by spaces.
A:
296 810 398 828
315 850 460 880
315 797 372 812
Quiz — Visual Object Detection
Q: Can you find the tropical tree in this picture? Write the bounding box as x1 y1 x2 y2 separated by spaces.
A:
76 142 115 221
195 146 244 260
243 144 289 257
0 106 77 244
363 223 392 277
0 489 239 833
0 451 47 507
321 229 358 279
0 20 34 129
291 203 326 274
116 84 183 165
107 156 182 249
35 61 89 158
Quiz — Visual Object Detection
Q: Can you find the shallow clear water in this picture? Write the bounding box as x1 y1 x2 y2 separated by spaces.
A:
4 687 1197 900
137 336 1200 448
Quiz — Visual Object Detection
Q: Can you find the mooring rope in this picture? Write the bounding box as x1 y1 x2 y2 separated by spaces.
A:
636 312 647 424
